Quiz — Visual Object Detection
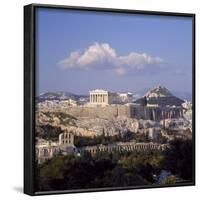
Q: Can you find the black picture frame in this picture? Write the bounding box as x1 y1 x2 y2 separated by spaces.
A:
24 3 195 196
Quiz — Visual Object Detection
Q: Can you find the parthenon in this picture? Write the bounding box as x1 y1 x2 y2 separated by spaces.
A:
89 89 110 105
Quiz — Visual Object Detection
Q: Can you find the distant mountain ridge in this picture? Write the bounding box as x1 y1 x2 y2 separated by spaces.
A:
172 91 192 101
37 86 188 106
136 87 192 101
36 92 88 102
135 86 184 107
145 86 172 98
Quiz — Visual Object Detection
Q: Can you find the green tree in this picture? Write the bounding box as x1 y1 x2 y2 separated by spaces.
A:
162 139 193 180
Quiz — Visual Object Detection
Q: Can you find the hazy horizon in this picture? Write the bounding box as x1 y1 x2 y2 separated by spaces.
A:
37 85 192 101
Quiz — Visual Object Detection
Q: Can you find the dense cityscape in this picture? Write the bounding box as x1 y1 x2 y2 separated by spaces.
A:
35 85 193 191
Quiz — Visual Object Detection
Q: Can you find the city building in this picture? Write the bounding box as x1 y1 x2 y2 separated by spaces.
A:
117 92 133 103
148 127 161 139
36 130 76 164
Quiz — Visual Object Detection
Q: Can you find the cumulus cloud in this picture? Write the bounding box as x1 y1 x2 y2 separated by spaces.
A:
58 42 163 75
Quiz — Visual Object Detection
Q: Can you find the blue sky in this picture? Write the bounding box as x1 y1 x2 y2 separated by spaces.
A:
35 7 193 96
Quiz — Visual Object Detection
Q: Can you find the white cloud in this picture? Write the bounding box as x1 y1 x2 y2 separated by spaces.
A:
58 42 163 75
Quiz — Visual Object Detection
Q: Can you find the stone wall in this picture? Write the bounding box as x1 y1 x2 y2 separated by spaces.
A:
129 106 183 121
65 104 183 121
81 142 168 155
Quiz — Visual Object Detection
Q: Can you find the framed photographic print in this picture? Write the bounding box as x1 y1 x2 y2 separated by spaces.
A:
24 4 195 196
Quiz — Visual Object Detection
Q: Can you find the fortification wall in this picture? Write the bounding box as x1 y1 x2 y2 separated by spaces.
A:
65 105 183 121
129 106 183 121
65 105 130 119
